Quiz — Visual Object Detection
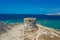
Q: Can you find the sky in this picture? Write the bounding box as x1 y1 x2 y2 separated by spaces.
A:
0 0 60 14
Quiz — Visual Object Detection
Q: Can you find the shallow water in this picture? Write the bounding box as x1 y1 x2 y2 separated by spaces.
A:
0 14 60 29
37 19 60 29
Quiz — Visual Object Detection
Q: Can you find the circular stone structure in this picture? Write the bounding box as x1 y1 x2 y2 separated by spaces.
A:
24 18 36 29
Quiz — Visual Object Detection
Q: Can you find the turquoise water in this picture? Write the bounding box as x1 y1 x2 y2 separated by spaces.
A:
0 14 60 29
3 19 60 29
37 19 60 29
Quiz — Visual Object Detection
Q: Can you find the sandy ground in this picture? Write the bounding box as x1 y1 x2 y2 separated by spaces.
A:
0 24 60 40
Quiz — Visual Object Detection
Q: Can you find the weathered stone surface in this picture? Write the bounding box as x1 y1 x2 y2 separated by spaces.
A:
0 24 60 40
24 18 36 29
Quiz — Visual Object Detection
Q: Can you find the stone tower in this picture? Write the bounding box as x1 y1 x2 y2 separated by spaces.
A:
24 18 36 29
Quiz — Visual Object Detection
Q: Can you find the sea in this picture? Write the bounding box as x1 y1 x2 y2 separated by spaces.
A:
0 14 60 29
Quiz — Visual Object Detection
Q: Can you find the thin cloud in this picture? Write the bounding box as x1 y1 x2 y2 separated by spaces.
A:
38 8 46 10
48 8 60 13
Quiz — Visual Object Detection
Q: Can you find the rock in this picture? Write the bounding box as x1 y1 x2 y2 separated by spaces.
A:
0 24 60 40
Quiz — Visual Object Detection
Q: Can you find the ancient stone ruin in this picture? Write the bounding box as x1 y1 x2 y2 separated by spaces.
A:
24 18 36 29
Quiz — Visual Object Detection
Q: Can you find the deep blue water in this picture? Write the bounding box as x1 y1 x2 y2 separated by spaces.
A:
0 14 60 29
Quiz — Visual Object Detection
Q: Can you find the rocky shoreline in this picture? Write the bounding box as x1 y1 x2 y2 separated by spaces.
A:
0 23 60 40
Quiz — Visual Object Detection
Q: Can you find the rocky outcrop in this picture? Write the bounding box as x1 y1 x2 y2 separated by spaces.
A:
0 22 13 35
0 24 60 40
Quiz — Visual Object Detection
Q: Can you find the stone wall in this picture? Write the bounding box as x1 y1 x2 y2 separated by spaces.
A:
24 18 36 29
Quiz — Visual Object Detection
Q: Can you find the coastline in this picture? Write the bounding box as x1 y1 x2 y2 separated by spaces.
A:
0 23 60 40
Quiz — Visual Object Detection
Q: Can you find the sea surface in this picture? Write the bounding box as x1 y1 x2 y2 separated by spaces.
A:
0 14 60 29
